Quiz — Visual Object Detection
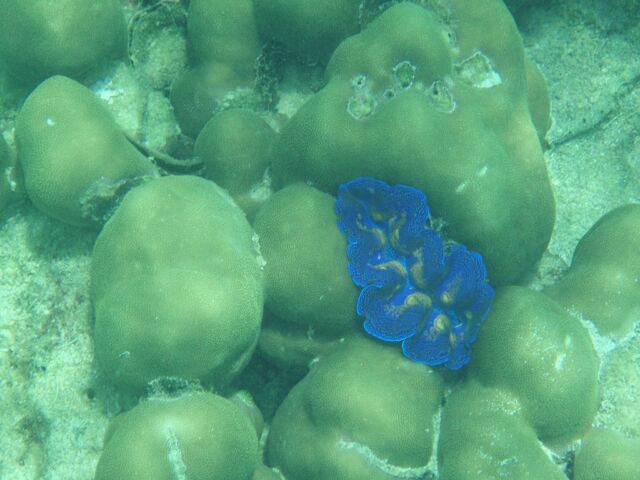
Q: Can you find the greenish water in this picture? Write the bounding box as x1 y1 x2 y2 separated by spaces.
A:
0 1 639 479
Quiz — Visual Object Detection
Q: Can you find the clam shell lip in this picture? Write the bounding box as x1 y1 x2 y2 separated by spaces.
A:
336 176 495 369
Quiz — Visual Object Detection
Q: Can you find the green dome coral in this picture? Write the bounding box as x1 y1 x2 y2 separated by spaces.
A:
468 287 600 445
94 391 259 480
573 428 640 480
438 382 566 479
15 76 158 227
187 0 261 75
545 204 640 337
266 336 443 480
171 0 262 137
270 1 555 285
253 183 360 367
0 0 127 85
91 175 264 392
253 0 362 63
194 109 275 218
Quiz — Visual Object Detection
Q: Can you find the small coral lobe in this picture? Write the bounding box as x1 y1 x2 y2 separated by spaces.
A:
336 177 495 369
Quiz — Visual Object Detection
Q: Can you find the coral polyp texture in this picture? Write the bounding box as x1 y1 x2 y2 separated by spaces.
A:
336 177 494 369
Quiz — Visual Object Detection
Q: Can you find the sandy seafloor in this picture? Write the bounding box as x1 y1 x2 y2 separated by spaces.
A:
0 1 639 479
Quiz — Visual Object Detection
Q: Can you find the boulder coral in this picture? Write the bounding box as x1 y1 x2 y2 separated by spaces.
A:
253 183 360 368
0 0 127 85
15 76 158 227
573 428 640 480
94 391 259 480
91 175 264 392
194 109 275 218
171 0 262 137
468 287 600 445
267 337 444 480
438 382 567 479
253 0 363 63
545 204 640 337
271 1 555 285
